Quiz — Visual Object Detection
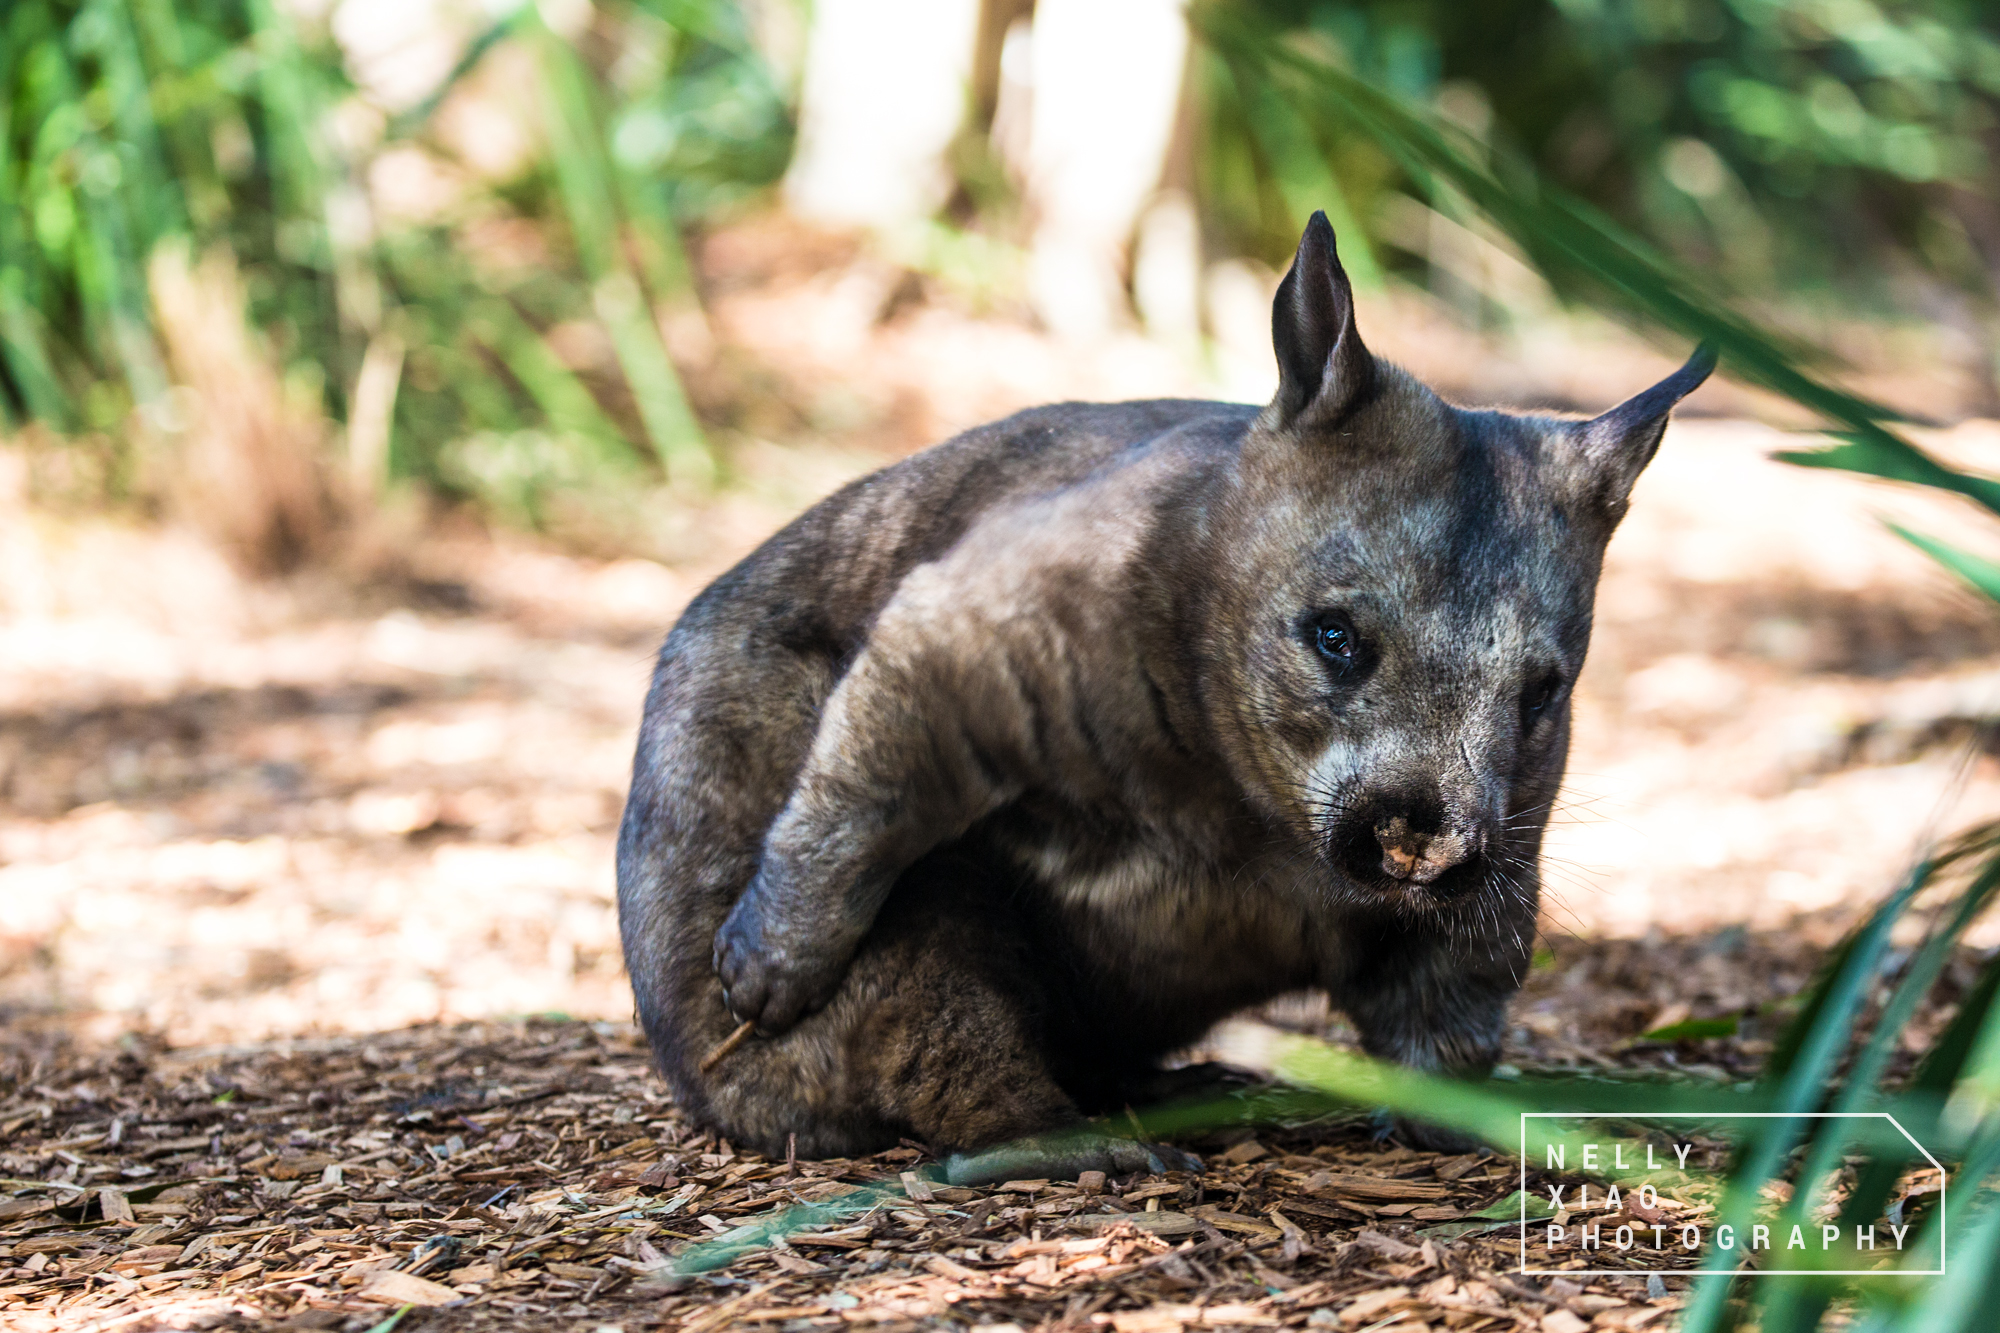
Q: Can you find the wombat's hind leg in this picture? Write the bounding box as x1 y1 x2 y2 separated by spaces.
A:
700 854 1198 1176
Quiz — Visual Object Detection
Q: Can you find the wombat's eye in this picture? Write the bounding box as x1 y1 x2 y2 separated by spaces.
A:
1522 675 1562 722
1314 620 1355 663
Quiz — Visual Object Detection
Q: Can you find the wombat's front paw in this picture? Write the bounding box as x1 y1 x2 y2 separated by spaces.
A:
711 889 850 1036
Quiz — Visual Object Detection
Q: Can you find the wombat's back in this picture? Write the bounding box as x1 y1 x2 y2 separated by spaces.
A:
680 398 1250 654
616 397 1253 1115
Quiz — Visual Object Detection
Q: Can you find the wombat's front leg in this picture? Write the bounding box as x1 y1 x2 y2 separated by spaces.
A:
713 635 1024 1033
1341 955 1512 1073
1335 922 1530 1151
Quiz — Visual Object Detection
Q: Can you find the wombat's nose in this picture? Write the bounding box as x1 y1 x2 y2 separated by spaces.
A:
1375 815 1472 885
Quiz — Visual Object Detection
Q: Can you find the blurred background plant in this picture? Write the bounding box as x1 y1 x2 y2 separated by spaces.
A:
1200 1 2000 327
0 0 792 567
11 0 2000 564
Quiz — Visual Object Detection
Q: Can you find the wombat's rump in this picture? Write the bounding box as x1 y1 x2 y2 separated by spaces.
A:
616 214 1711 1183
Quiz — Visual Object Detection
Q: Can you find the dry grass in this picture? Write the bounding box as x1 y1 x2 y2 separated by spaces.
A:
147 245 339 576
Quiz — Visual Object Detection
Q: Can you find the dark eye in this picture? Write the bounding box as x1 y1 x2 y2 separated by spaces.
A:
1522 674 1562 722
1314 620 1355 663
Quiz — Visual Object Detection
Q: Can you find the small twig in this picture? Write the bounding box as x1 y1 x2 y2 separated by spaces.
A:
699 1021 755 1073
0 1177 89 1194
1492 1275 1561 1307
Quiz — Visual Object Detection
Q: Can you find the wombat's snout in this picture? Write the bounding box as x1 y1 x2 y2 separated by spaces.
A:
1374 814 1473 884
1329 787 1488 897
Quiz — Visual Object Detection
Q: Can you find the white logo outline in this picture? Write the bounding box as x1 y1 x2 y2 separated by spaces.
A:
1516 1112 1945 1278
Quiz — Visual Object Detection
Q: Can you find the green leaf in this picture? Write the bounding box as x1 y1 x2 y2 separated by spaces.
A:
361 1303 416 1333
1640 1016 1740 1042
1911 960 2000 1100
1190 3 1975 565
591 272 709 484
530 20 709 481
1888 526 2000 606
1680 862 1930 1331
1781 438 2000 520
1473 1189 1555 1221
1418 1188 1554 1240
0 271 77 427
666 1183 905 1274
465 298 632 467
1226 60 1381 290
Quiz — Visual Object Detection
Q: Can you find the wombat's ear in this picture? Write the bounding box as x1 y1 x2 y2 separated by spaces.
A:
1268 211 1374 430
1571 343 1717 505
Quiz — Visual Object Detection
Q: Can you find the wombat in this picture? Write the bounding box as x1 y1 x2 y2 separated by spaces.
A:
617 213 1712 1183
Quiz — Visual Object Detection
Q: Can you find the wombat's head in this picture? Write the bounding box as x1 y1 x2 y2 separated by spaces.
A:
1212 212 1711 920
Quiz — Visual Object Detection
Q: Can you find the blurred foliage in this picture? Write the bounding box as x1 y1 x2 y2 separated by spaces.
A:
0 0 794 537
1198 0 2000 329
608 1 795 220
12 0 2000 536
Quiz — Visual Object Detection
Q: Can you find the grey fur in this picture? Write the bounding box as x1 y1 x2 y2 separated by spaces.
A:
616 211 1711 1176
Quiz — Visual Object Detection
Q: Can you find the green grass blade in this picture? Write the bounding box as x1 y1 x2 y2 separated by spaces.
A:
666 1183 909 1275
1912 960 2000 1103
465 297 633 467
1783 437 2000 522
1678 863 1930 1332
1941 971 2000 1147
610 141 697 302
1196 1024 1744 1166
384 8 528 141
1773 855 2000 1249
89 0 186 245
1760 912 1874 1086
1226 61 1381 290
1888 526 2000 607
1765 957 2000 1333
592 271 708 483
1853 1120 2000 1331
245 0 327 226
0 271 78 428
531 20 708 479
535 24 621 282
75 182 170 408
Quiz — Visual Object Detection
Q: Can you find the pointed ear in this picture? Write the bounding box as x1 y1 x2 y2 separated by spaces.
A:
1570 343 1716 505
1268 211 1374 430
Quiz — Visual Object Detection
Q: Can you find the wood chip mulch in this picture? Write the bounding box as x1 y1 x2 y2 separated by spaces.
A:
0 1019 1699 1333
